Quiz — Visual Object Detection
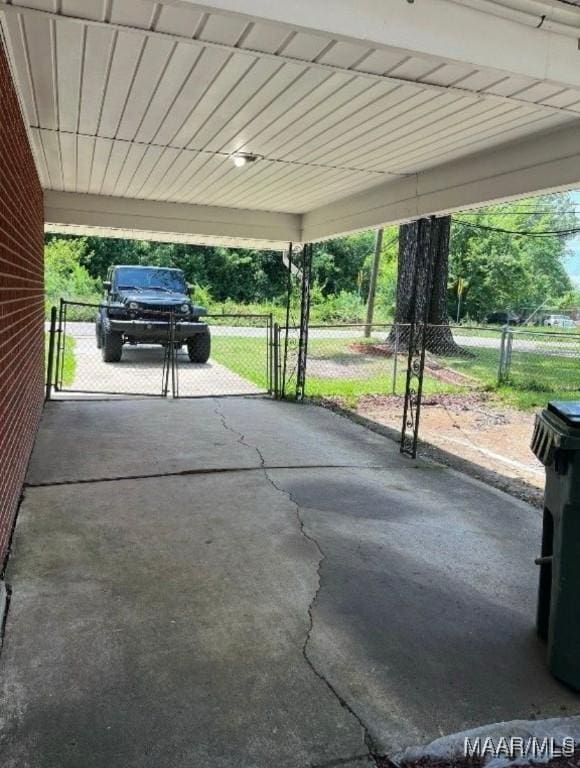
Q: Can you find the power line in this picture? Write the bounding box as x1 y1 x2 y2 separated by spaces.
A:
453 220 580 238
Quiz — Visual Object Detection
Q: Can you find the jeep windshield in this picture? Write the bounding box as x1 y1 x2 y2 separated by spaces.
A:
115 267 186 293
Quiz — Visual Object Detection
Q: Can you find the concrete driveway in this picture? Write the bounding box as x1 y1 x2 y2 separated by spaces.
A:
1 397 578 767
58 323 262 397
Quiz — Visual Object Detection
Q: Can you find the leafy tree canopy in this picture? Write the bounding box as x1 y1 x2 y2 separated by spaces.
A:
449 193 577 320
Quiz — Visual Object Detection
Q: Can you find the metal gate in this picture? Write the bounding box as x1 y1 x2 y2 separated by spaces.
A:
46 299 273 400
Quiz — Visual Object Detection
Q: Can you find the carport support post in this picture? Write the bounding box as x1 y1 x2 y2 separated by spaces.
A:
296 243 313 401
364 228 383 338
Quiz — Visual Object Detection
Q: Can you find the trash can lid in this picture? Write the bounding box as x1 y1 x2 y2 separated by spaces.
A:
547 401 580 427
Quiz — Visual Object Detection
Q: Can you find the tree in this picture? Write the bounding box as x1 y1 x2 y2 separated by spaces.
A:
390 216 464 354
449 193 576 320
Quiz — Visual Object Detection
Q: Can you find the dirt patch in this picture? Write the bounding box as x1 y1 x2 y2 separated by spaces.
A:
356 393 543 490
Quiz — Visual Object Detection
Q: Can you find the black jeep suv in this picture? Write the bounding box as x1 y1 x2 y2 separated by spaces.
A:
96 265 211 364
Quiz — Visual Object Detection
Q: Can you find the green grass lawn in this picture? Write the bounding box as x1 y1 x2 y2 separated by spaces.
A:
45 333 76 386
211 332 580 410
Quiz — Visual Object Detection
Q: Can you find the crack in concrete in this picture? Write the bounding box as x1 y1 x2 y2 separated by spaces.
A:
212 399 380 767
25 463 385 489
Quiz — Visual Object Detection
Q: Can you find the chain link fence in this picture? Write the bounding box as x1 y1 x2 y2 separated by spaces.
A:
46 301 272 399
269 320 580 494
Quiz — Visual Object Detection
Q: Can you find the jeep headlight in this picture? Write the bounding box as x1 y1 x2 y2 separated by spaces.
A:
181 303 190 313
128 301 139 310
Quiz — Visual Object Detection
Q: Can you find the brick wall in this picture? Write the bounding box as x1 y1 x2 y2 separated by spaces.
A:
0 38 44 569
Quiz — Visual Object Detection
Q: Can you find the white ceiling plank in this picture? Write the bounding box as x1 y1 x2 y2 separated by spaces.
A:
238 20 289 54
76 134 95 193
99 138 131 195
510 82 570 103
113 142 148 196
60 0 103 22
421 62 477 87
361 103 522 172
55 18 83 132
254 75 375 158
115 34 176 141
191 55 283 150
109 0 156 28
378 103 538 170
78 23 116 134
153 4 203 37
204 60 308 152
279 31 330 62
352 49 409 76
394 112 575 176
57 133 77 192
296 87 446 166
541 89 580 108
1 10 38 124
122 144 163 197
133 146 181 198
159 150 217 201
197 11 248 45
168 50 252 147
97 30 145 137
449 70 506 93
39 128 63 188
28 127 50 186
333 98 515 171
88 136 113 193
317 40 369 69
152 44 228 146
151 149 203 200
134 41 202 144
387 56 441 81
22 12 57 128
214 66 333 155
271 79 391 160
11 0 56 10
390 111 573 174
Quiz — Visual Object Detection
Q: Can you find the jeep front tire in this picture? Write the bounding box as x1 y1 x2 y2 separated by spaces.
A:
101 322 123 363
187 330 211 363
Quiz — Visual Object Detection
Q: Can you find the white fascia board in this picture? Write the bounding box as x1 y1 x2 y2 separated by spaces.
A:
302 119 580 241
178 0 580 90
44 192 301 249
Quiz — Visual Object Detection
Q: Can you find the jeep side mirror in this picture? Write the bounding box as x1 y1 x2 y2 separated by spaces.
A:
187 283 194 292
103 280 111 291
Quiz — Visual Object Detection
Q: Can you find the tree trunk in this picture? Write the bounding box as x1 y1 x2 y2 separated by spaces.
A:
389 216 466 355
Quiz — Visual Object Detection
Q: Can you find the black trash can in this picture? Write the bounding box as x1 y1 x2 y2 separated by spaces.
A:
531 401 580 690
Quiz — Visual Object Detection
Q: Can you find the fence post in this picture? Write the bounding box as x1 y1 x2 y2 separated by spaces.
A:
498 326 514 384
45 306 57 401
273 322 280 398
505 329 513 382
392 323 399 395
267 313 273 394
498 327 507 384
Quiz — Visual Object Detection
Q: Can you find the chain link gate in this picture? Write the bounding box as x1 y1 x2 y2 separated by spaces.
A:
46 299 273 400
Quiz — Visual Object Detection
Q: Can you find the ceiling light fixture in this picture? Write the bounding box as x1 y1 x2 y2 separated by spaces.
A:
232 153 259 168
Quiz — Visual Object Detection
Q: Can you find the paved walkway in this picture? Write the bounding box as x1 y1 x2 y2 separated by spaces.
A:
1 397 578 767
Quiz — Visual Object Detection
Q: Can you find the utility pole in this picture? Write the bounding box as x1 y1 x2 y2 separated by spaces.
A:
364 227 383 338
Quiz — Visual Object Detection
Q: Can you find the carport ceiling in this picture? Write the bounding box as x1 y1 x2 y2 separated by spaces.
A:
2 0 580 245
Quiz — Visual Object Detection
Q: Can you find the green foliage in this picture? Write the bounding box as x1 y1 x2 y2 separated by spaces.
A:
45 238 101 314
449 194 577 320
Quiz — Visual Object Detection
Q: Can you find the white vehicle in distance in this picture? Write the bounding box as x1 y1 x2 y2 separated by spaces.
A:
544 314 577 329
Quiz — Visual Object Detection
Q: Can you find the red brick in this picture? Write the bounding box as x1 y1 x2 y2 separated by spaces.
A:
0 40 44 569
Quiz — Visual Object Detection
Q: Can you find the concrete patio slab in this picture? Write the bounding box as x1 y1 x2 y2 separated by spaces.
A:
2 397 579 767
26 397 415 485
